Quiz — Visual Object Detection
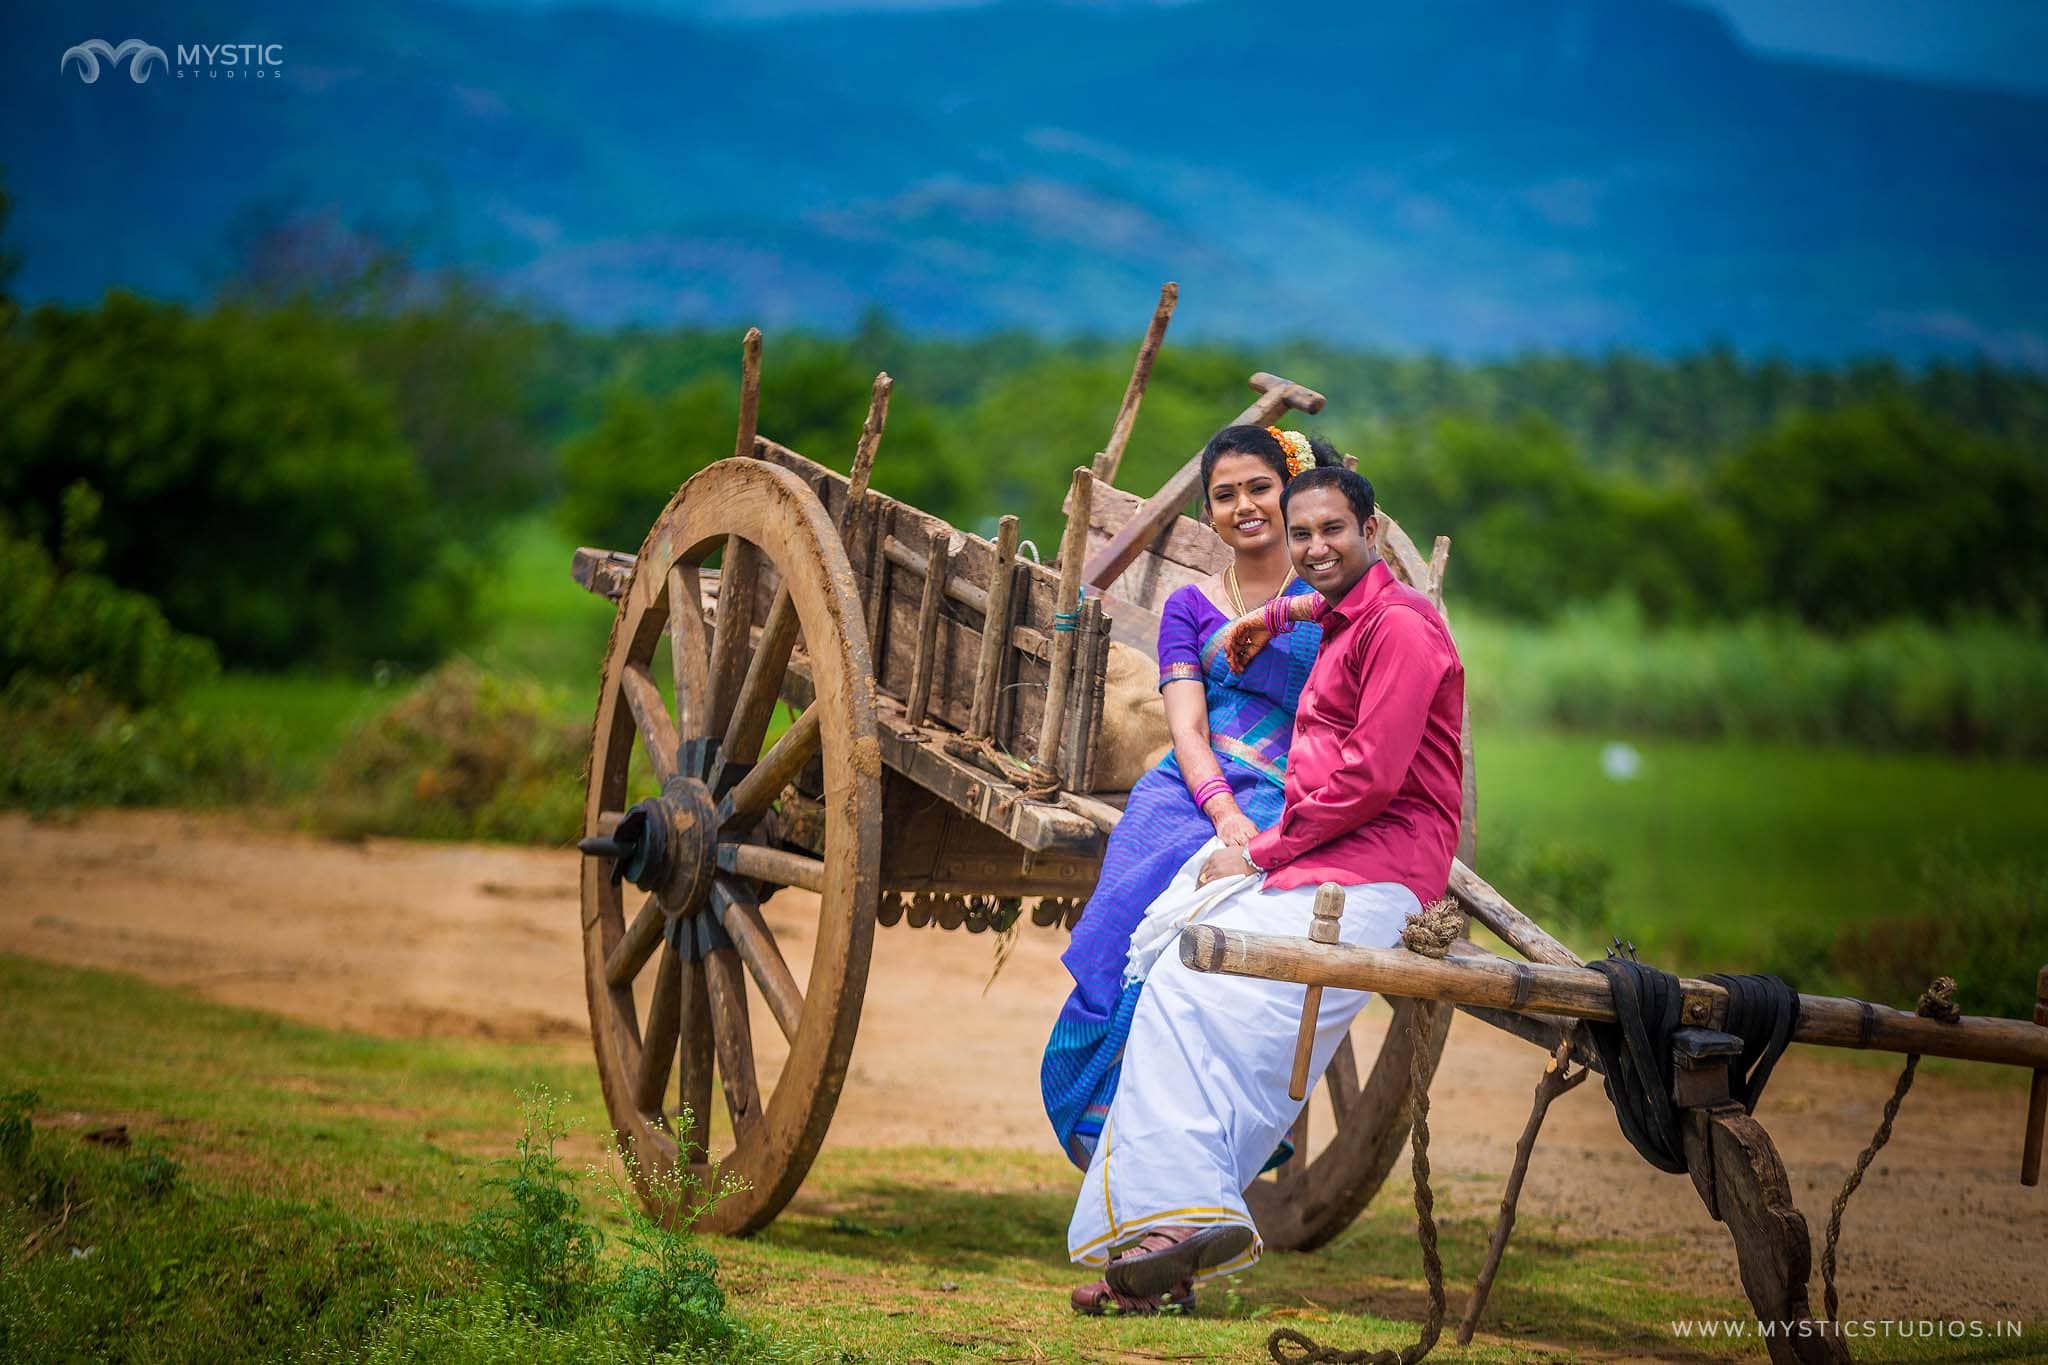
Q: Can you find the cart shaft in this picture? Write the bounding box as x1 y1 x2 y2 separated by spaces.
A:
1181 925 2048 1072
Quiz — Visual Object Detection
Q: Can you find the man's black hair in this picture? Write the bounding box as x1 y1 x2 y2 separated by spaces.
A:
1197 425 1343 506
1280 465 1375 527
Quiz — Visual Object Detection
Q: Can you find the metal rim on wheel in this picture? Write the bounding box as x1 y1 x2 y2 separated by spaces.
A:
580 457 880 1237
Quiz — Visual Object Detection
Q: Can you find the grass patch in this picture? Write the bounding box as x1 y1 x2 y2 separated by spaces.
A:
5 955 2029 1361
0 967 757 1362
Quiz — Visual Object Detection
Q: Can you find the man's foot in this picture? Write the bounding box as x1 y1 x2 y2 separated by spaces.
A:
1103 1223 1254 1299
1069 1276 1194 1316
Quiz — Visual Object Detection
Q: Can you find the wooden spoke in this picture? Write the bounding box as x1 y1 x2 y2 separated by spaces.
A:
605 894 665 988
705 536 761 743
634 941 683 1115
716 842 826 895
677 954 714 1165
667 563 713 740
722 586 799 771
722 707 821 827
620 662 679 785
1283 1105 1309 1183
705 947 764 1148
1326 1035 1361 1123
713 878 804 1044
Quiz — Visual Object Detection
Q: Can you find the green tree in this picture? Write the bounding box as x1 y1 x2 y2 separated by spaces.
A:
557 340 956 551
0 294 473 668
1714 403 2048 629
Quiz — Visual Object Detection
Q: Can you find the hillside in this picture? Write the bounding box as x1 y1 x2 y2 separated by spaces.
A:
7 0 2046 358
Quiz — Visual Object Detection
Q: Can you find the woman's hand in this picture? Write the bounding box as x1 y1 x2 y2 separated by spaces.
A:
1210 805 1258 847
1221 612 1271 672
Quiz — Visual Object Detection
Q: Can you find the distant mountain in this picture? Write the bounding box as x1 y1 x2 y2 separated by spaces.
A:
7 0 2046 360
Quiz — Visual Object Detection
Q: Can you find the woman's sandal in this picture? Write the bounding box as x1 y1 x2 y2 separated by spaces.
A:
1103 1224 1253 1300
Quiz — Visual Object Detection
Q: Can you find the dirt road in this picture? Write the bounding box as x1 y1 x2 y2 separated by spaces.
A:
3 810 2040 1324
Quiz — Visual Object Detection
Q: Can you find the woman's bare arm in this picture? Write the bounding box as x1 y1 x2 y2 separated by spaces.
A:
1163 679 1257 846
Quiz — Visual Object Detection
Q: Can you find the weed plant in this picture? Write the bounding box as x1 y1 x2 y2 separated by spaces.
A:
306 659 584 844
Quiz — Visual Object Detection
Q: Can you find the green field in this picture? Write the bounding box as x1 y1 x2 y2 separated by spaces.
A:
9 955 2026 1363
1477 731 2048 965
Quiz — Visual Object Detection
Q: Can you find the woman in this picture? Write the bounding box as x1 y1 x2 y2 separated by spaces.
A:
1040 424 1340 1173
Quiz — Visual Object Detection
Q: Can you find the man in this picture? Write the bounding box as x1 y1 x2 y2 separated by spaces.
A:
1066 466 1465 1313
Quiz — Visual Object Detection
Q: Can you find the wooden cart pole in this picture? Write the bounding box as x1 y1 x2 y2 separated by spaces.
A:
1028 467 1093 789
1182 928 2048 1073
2025 964 2048 1185
735 327 763 460
1288 885 1346 1100
1091 282 1177 489
1083 371 1324 594
843 372 890 540
966 515 1020 740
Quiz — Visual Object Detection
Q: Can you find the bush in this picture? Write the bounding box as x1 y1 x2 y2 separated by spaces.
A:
0 675 264 813
1 502 218 708
1485 832 1616 939
308 660 584 844
0 293 477 669
1768 843 2047 1023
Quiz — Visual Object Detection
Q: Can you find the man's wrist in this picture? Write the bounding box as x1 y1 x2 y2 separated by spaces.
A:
1239 845 1260 873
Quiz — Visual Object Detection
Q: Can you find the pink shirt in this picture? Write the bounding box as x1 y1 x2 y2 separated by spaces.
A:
1246 559 1465 903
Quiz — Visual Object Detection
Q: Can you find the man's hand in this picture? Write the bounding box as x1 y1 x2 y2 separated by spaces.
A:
1196 844 1253 886
1221 612 1271 672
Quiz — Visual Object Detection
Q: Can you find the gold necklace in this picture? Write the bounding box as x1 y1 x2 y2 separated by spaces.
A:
1225 563 1295 617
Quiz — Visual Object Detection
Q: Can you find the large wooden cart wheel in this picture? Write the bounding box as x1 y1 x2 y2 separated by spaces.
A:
579 457 880 1236
1245 514 1469 1252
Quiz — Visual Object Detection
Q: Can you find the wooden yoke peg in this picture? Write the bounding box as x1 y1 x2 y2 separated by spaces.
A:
1288 883 1346 1101
2024 964 2047 1186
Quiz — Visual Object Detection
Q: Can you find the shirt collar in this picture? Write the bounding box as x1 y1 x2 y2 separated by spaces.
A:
1322 558 1396 634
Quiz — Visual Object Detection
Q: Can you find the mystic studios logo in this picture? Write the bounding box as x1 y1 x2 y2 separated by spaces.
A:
62 37 285 83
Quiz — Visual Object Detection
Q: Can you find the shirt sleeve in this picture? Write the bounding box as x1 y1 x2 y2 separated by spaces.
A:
1247 605 1450 872
1155 587 1206 690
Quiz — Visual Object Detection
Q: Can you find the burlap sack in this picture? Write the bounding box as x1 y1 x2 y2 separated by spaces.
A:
1090 640 1173 791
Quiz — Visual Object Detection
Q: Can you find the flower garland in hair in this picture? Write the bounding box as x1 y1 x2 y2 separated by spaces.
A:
1267 426 1314 479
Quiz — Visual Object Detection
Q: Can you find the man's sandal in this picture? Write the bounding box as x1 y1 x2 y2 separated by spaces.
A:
1103 1224 1253 1300
1069 1276 1195 1316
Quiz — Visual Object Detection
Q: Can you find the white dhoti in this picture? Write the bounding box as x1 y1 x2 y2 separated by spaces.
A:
1067 837 1416 1280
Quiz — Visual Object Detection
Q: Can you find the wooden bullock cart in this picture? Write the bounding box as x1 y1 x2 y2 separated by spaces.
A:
569 314 1471 1248
568 316 2046 1363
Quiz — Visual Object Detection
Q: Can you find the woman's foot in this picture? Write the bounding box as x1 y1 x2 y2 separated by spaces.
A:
1069 1276 1195 1316
1103 1224 1253 1299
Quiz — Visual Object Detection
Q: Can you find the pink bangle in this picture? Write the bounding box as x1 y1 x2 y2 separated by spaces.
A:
1265 595 1291 637
1193 776 1230 810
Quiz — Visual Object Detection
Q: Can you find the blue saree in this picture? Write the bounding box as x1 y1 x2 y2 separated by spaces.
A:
1039 579 1322 1169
